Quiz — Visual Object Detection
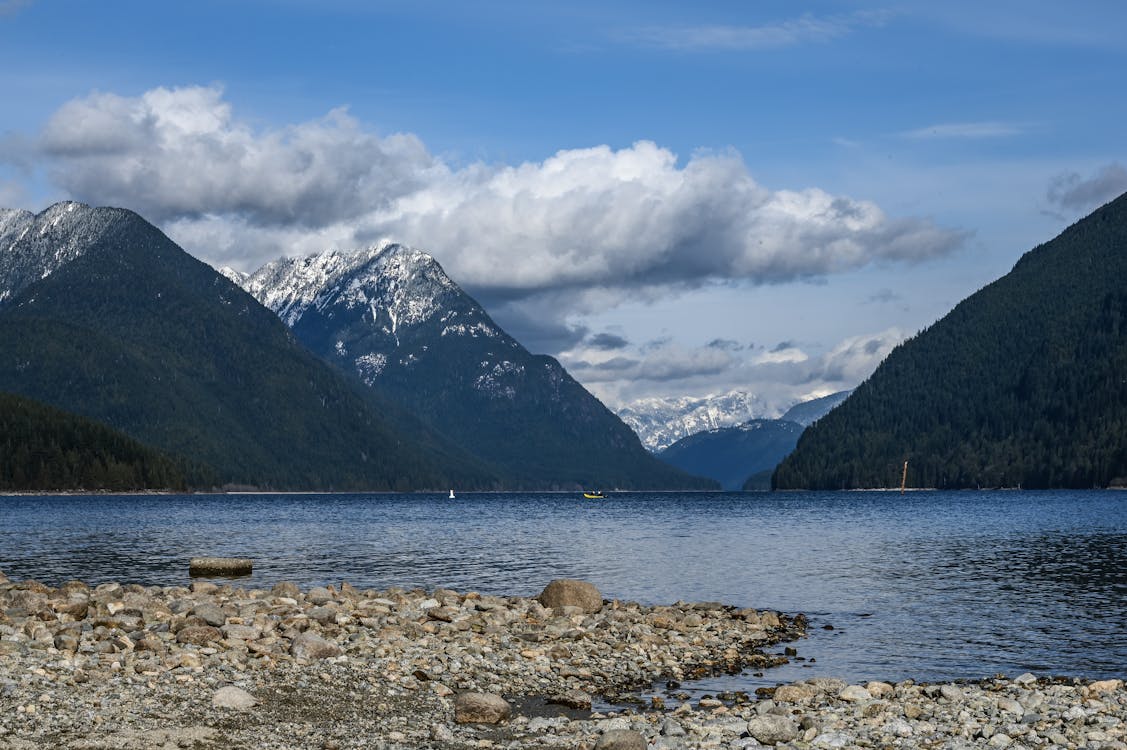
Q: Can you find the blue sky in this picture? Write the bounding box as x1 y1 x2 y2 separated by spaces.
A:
2 0 1125 410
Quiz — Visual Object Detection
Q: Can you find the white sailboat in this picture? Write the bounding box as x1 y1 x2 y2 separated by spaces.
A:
449 489 455 499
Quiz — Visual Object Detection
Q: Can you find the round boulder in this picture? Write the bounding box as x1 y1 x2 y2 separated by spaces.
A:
536 579 602 614
453 692 511 724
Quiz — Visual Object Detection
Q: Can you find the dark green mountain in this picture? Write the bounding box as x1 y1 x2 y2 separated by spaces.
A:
238 245 715 490
658 419 803 490
0 203 495 491
775 191 1127 490
0 391 187 491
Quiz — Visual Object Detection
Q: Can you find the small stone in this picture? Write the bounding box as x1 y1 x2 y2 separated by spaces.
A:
453 692 511 724
998 697 1024 715
1089 679 1123 694
192 603 226 627
812 732 855 748
882 718 913 737
536 579 603 613
212 686 257 710
747 715 800 745
1013 673 1037 686
988 732 1013 748
939 685 963 702
289 632 342 660
774 683 816 702
547 688 592 710
176 626 222 645
595 729 647 750
272 581 300 598
431 724 456 742
866 681 894 698
837 685 872 702
307 587 333 605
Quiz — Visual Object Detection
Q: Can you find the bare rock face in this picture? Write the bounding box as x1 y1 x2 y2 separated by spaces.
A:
289 631 342 660
453 692 512 724
536 579 603 614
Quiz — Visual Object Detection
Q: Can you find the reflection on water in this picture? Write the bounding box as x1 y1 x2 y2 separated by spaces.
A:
0 490 1124 687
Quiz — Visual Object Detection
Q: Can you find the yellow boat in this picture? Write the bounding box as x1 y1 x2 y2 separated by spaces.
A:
583 491 605 499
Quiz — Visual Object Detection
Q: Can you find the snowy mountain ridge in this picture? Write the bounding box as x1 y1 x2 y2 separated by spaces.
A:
616 390 771 451
229 241 704 488
0 202 123 304
232 242 516 393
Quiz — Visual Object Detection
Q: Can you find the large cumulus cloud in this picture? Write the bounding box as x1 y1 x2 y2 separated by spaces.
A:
34 85 964 300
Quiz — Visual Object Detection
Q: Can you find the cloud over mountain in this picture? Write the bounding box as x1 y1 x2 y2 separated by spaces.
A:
30 85 965 306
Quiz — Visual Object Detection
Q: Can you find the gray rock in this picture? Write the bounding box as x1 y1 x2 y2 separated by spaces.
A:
175 625 222 645
453 692 511 724
838 685 872 702
536 579 603 614
940 685 964 702
271 581 300 598
547 688 592 710
306 586 333 605
430 724 455 742
289 631 342 660
661 718 687 736
211 686 257 710
812 732 855 748
747 715 800 745
595 729 647 750
191 603 226 627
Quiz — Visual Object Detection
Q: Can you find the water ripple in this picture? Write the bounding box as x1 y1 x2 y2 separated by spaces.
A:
1 490 1123 686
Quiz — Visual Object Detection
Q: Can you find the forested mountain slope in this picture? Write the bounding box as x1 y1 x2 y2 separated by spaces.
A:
0 203 495 490
0 391 188 491
775 192 1127 490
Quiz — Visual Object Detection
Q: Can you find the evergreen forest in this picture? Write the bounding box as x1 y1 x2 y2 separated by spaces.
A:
0 391 187 491
775 191 1127 490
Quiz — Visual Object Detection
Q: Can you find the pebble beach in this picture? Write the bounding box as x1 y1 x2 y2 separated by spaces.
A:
0 570 1123 749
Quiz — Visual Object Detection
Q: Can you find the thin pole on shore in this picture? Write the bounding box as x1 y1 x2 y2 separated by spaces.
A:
900 460 909 494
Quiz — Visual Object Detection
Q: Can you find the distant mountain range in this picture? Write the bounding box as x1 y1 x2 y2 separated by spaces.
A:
653 390 849 490
616 390 770 451
657 419 804 490
776 191 1127 490
231 243 711 490
0 202 711 491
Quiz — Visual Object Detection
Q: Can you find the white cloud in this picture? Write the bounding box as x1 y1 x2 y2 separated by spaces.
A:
35 85 965 299
900 121 1027 139
1046 162 1127 214
40 86 441 228
567 327 905 411
625 10 891 51
26 84 964 376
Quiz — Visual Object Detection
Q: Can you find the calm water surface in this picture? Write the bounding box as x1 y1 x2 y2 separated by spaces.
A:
1 490 1124 691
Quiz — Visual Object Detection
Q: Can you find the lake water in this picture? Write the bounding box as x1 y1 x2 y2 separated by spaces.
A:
1 490 1124 694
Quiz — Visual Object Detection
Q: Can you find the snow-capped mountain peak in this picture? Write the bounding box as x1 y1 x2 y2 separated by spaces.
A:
616 390 770 451
0 202 125 304
237 240 462 332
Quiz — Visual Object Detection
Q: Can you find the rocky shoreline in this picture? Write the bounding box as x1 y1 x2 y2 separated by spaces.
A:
1 571 1123 749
